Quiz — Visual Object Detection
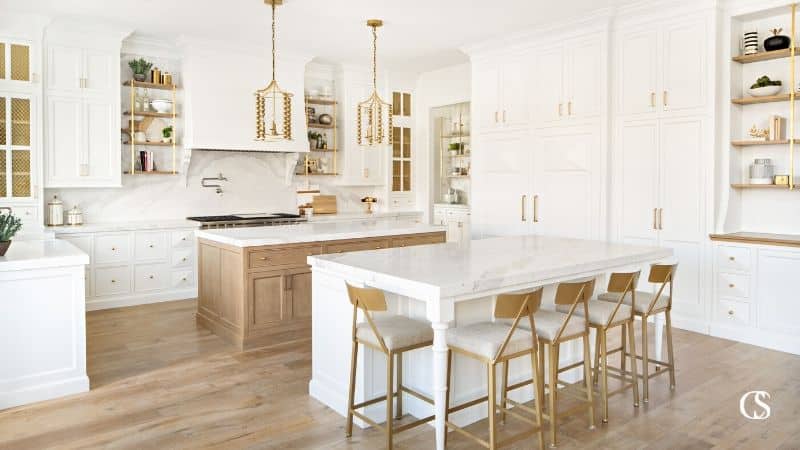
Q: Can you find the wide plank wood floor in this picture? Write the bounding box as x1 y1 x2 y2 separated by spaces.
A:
1 299 799 449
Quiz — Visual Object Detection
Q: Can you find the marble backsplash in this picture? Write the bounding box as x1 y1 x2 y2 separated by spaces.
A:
45 151 381 223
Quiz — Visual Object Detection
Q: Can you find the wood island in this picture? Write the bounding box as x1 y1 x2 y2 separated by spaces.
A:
195 220 446 350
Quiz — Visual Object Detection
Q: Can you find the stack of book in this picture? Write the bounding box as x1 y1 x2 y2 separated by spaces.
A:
139 150 156 172
769 115 786 141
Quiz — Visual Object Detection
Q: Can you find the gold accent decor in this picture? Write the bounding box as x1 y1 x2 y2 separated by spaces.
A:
748 125 769 141
10 44 29 81
357 19 393 146
254 0 293 142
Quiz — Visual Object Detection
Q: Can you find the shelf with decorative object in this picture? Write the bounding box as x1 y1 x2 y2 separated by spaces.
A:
306 98 337 106
307 123 334 129
730 183 793 190
732 48 800 63
125 78 178 175
301 86 338 177
122 80 178 91
731 93 791 105
731 139 797 146
123 170 179 175
124 141 176 147
123 110 179 118
441 133 470 139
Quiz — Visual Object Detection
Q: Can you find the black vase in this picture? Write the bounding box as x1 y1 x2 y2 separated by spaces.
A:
765 34 790 51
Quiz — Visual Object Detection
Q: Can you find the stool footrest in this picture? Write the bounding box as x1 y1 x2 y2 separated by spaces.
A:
351 410 384 431
394 415 435 433
352 392 397 410
400 386 433 405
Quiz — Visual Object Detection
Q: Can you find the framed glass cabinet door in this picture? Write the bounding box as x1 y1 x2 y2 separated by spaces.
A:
0 94 33 199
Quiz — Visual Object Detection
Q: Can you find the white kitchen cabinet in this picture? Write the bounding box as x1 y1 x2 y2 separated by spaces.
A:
44 39 121 187
756 249 800 336
616 16 708 118
432 204 470 243
532 36 604 125
471 55 529 132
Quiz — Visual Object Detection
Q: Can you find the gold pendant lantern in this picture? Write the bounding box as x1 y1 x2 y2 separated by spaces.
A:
357 19 393 146
255 0 293 142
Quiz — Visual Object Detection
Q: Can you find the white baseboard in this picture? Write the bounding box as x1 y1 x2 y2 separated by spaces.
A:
669 314 710 335
86 289 197 311
710 323 800 356
0 375 89 411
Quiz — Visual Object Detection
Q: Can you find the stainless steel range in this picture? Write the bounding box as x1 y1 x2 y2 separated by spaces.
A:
187 213 306 229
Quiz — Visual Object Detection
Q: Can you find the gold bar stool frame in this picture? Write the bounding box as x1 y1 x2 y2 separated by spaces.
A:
344 283 435 449
444 288 546 450
597 264 677 403
502 281 596 447
559 273 641 423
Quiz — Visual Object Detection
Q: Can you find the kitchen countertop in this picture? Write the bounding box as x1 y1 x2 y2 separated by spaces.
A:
0 239 90 271
50 219 201 235
308 235 673 300
196 219 444 247
709 231 800 248
307 210 423 222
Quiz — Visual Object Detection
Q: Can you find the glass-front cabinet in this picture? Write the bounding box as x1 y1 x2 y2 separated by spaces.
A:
0 94 33 199
0 40 32 83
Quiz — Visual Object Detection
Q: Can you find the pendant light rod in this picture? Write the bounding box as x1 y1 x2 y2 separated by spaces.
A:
367 19 383 92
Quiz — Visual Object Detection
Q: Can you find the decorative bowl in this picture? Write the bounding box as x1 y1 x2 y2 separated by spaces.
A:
318 114 333 125
748 85 782 97
150 99 173 114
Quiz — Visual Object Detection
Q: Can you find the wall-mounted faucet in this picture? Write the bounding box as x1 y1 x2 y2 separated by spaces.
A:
201 173 228 195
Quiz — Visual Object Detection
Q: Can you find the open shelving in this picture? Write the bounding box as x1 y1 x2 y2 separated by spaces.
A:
298 87 338 177
124 80 179 175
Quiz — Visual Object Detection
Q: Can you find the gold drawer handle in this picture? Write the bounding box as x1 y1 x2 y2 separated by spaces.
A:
258 256 269 261
375 246 382 249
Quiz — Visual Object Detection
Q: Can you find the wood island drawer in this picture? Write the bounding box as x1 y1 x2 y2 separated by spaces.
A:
94 266 131 296
716 245 751 272
135 231 169 261
391 233 446 248
248 244 322 270
325 238 391 254
94 233 131 265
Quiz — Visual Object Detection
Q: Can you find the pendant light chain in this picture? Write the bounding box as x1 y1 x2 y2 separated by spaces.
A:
271 1 276 82
372 24 378 92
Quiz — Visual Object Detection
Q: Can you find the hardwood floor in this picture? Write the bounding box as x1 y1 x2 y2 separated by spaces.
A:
1 299 799 449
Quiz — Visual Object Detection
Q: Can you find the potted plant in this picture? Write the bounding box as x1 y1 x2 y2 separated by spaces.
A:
0 212 23 256
128 58 153 82
308 130 321 150
748 75 783 97
161 126 173 143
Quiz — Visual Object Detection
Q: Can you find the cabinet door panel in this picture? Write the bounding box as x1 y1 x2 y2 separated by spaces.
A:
662 19 706 114
251 272 285 326
531 48 564 124
46 45 82 93
84 98 115 182
198 245 221 318
471 63 500 131
83 49 114 94
757 250 800 335
618 30 657 116
662 240 703 316
568 39 602 119
658 117 703 243
500 56 529 127
46 96 81 185
288 271 312 319
619 121 659 242
471 133 532 237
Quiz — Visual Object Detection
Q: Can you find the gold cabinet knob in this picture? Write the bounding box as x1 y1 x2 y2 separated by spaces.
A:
182 237 187 241
182 277 187 282
149 275 154 279
112 247 117 251
149 244 155 248
728 283 735 288
182 257 187 262
258 256 269 261
729 256 735 261
728 310 734 316
111 279 116 283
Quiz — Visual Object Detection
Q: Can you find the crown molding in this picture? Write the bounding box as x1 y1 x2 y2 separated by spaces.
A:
0 13 52 40
45 16 133 43
122 33 182 58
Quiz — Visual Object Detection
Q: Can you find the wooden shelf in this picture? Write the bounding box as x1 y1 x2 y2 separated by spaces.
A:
123 81 178 90
731 94 791 105
309 148 337 152
123 110 177 118
731 139 797 146
124 171 179 175
730 183 791 189
448 175 470 179
441 133 470 139
732 48 800 64
308 123 335 129
710 231 800 248
125 141 176 147
295 172 339 176
306 98 336 105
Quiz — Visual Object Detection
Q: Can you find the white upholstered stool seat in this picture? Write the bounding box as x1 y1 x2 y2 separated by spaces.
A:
556 299 633 326
519 310 586 341
356 315 433 351
447 322 534 360
596 291 669 314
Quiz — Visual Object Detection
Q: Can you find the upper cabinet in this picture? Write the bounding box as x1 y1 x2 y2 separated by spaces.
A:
44 40 121 187
0 39 38 87
616 16 708 118
532 36 604 125
471 54 529 133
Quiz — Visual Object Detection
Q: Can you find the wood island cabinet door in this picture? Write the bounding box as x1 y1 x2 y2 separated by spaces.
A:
198 244 221 318
287 270 312 320
250 271 285 327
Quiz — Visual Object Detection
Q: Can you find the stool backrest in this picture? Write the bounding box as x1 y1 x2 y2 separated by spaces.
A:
553 280 592 341
604 271 640 326
493 287 543 361
648 263 677 312
346 283 389 353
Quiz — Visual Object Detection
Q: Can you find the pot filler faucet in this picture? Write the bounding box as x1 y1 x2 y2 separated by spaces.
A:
201 173 228 195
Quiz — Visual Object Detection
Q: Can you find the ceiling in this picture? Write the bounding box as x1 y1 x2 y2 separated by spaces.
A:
2 0 631 72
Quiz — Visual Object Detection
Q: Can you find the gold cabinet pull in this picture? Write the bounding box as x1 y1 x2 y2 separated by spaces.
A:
149 275 154 279
653 208 658 229
149 244 155 248
558 103 563 116
502 110 506 122
650 92 656 107
258 256 269 261
729 256 735 261
111 279 116 283
494 111 499 123
567 101 572 116
532 195 539 223
663 90 668 107
521 195 527 222
728 283 735 288
658 208 663 230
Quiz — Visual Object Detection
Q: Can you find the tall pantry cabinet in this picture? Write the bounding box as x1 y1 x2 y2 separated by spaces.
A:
614 13 713 325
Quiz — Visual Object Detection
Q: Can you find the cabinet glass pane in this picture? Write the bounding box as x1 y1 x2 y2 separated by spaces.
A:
403 161 411 191
11 150 30 197
402 93 411 117
0 152 6 197
10 44 30 81
0 97 5 145
392 161 401 191
392 126 401 158
0 43 5 79
11 98 30 146
402 127 411 158
392 92 401 116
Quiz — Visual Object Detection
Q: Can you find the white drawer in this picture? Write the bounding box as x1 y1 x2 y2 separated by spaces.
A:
94 233 131 265
94 266 131 296
134 231 168 261
134 264 169 292
59 236 92 260
171 248 193 268
717 299 751 326
718 272 750 300
716 245 751 272
16 207 39 228
171 229 195 248
171 270 195 289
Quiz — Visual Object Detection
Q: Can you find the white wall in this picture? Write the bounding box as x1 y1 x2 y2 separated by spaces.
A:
414 63 471 221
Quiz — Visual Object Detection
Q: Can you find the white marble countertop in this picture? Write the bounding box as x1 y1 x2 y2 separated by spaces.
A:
307 210 423 222
196 220 445 247
308 235 673 300
0 239 90 271
50 219 201 235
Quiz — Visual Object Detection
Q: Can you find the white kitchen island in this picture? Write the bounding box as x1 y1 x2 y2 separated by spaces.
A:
0 239 90 409
308 235 672 450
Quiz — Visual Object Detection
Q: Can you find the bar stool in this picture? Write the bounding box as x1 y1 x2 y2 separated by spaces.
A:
597 264 677 403
444 288 546 450
344 283 435 449
556 273 640 423
502 281 596 447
